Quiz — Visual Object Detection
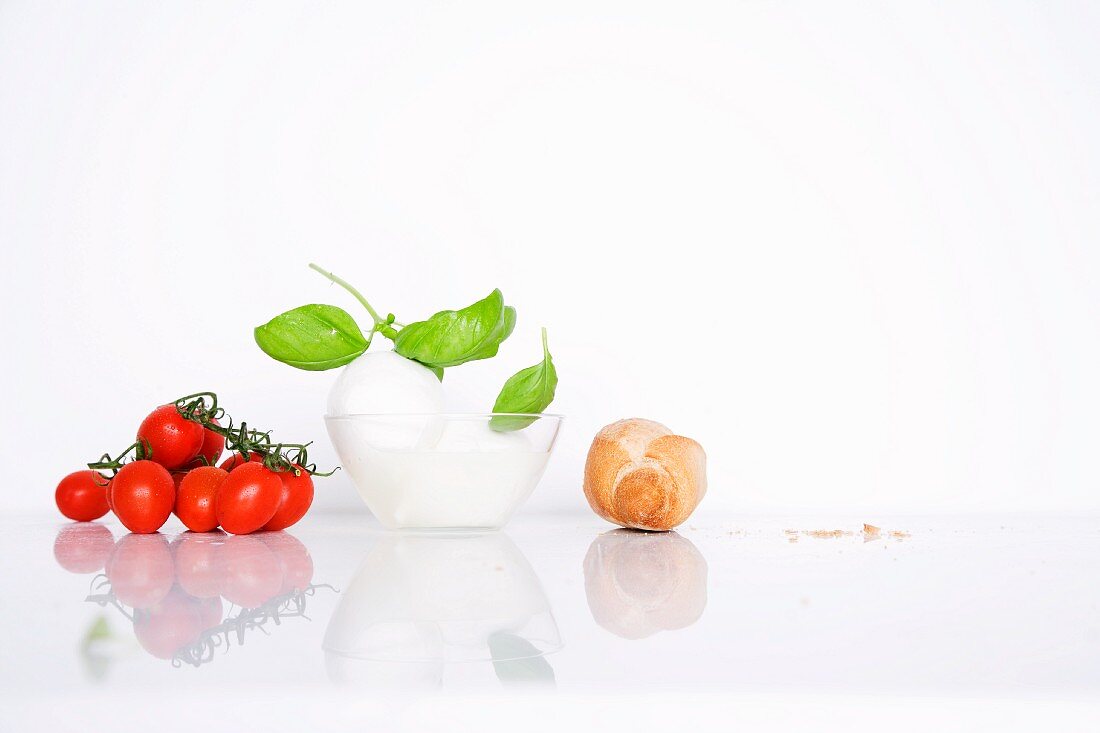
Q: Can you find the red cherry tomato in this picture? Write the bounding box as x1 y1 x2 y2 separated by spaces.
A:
106 533 175 609
109 460 175 534
53 523 115 573
183 418 225 469
263 466 314 531
132 586 205 660
174 466 227 532
259 531 314 593
55 470 110 522
216 462 281 534
172 530 226 598
216 535 283 607
218 451 265 471
137 404 204 470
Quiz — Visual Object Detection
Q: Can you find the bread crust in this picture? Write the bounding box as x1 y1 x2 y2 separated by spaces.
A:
583 418 706 531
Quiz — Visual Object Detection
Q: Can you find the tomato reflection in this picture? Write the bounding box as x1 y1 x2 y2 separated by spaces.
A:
215 535 284 608
260 531 315 594
53 523 115 574
133 585 208 659
171 530 225 598
56 526 329 667
107 533 174 609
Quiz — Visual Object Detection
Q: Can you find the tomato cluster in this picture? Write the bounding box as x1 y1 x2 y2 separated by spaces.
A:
55 399 316 535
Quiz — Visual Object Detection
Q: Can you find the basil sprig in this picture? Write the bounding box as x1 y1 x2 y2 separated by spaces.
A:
489 328 557 432
255 263 557 427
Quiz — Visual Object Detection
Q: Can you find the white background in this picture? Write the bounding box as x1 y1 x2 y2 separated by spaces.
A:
3 1 1099 516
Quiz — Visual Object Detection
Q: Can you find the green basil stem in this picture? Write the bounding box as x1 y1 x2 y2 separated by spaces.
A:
308 263 385 327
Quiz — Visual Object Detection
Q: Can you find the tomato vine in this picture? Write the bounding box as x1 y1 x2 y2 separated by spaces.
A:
87 392 335 478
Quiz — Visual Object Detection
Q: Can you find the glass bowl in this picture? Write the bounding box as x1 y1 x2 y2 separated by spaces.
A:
324 413 563 531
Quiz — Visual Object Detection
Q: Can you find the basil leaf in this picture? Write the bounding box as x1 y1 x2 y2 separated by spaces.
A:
489 632 556 686
394 289 515 368
254 304 369 370
490 328 557 431
463 304 516 363
500 305 517 345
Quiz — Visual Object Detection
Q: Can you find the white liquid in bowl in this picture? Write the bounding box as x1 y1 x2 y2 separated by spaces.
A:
325 417 555 530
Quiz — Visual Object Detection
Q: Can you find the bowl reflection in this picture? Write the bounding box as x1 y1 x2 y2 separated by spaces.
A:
53 524 332 668
583 529 708 639
324 533 560 689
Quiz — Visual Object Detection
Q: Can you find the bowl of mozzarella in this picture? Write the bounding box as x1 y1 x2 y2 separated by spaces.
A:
324 351 562 531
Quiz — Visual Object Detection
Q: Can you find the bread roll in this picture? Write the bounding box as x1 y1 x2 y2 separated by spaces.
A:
583 418 706 531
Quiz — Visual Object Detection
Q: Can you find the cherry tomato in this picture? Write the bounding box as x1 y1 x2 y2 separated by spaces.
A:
133 586 205 660
174 466 227 532
172 530 226 598
53 523 115 573
183 418 225 469
106 532 174 609
55 470 110 522
216 462 281 534
109 460 175 534
218 451 265 471
263 465 314 531
259 531 314 593
216 535 283 607
137 404 204 470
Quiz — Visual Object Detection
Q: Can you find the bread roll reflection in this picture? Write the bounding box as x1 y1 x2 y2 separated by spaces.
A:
583 418 706 531
583 529 708 639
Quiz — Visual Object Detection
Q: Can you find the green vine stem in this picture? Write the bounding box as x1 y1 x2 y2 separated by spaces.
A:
87 392 337 479
173 392 336 477
308 262 402 343
308 263 384 326
87 441 148 476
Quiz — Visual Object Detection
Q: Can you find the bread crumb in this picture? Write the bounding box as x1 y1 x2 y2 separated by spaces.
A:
780 526 911 543
802 529 852 539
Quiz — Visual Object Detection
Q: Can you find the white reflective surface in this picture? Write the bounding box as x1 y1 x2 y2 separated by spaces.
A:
3 511 1100 730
